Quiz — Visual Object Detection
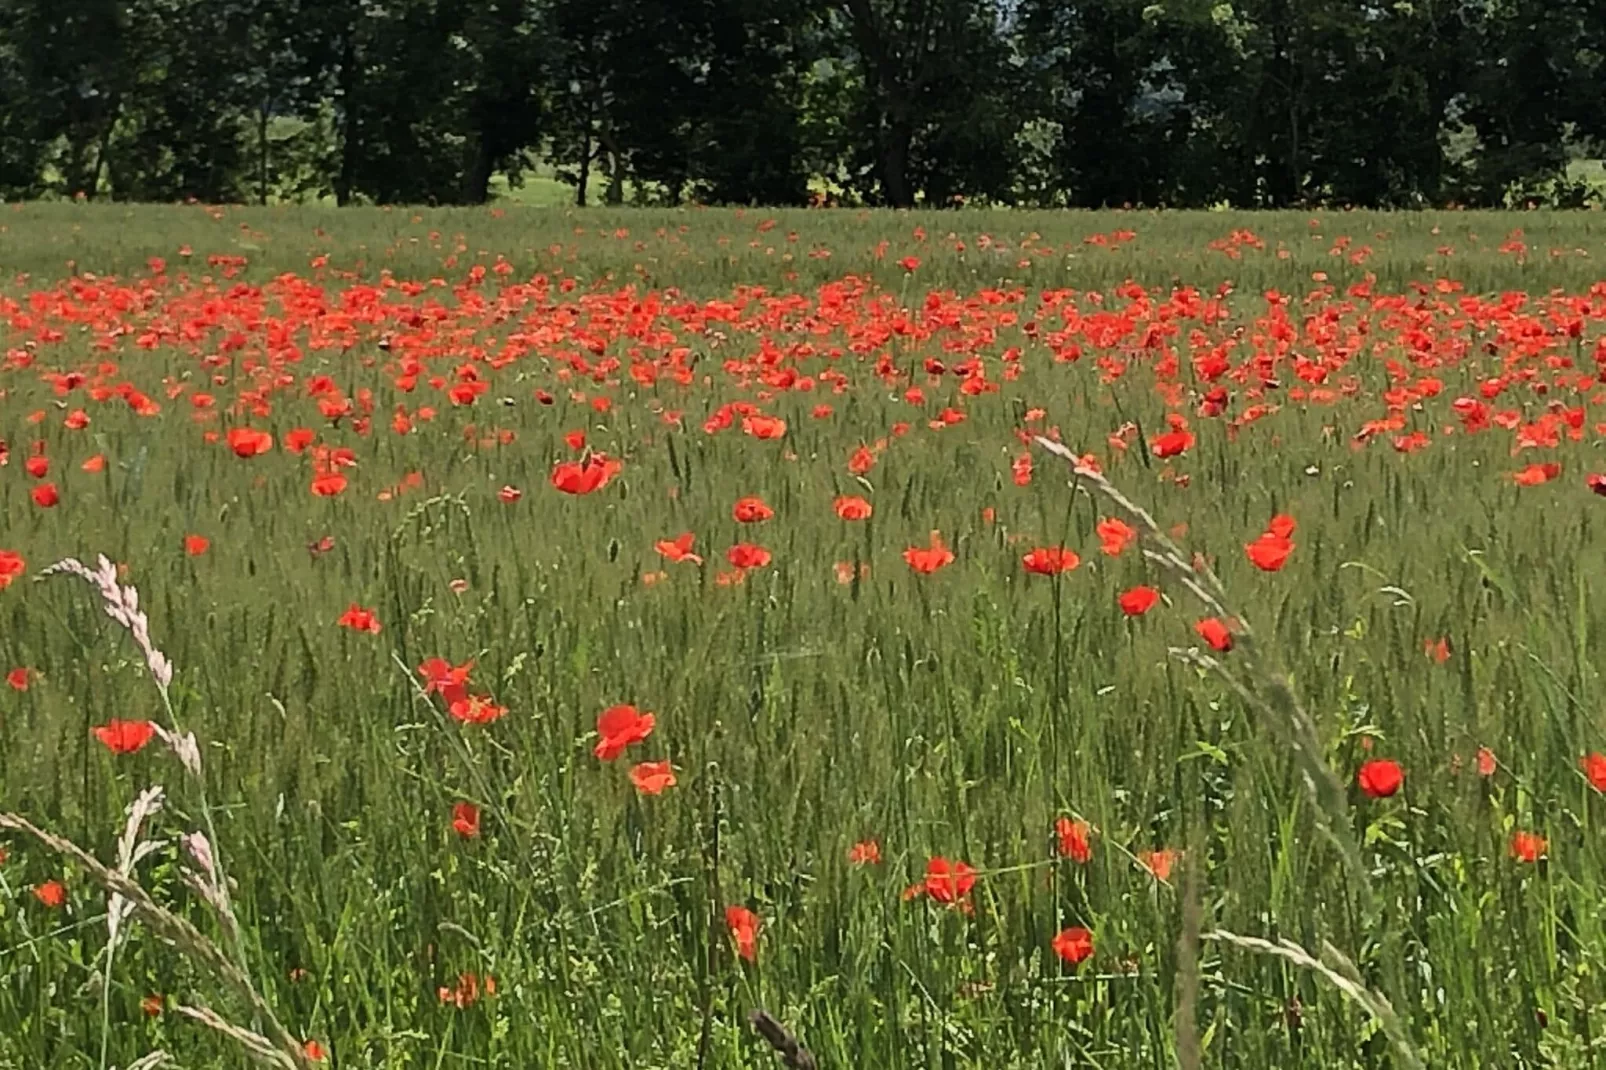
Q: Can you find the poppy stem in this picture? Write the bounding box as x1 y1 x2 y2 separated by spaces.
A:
1174 826 1204 1070
694 759 723 1070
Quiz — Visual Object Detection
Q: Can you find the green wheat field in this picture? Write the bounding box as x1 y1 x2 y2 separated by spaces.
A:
3 203 1606 1068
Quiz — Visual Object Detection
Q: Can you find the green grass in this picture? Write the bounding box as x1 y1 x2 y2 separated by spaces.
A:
0 206 1605 1068
4 200 1606 293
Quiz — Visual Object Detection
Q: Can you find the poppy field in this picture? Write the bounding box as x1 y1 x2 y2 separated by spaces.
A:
4 204 1606 1068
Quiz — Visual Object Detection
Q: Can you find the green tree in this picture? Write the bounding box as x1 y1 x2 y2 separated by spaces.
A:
1448 0 1593 205
546 0 812 206
1019 0 1205 206
0 0 50 196
318 0 543 206
684 0 813 205
827 0 1026 206
1 0 132 198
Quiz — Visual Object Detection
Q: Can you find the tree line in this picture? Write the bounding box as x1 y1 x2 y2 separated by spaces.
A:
0 0 1601 209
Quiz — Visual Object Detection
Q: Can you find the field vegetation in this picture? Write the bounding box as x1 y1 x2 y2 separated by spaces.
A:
2 204 1606 1068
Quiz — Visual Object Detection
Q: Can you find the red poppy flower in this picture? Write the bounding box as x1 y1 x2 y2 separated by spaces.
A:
7 667 30 691
225 427 273 458
1588 473 1606 496
727 543 772 570
1245 533 1294 572
1139 848 1179 882
732 496 774 523
725 905 760 961
1423 637 1451 663
903 531 955 574
336 604 381 634
922 856 977 903
184 534 210 556
1118 586 1160 616
550 455 621 495
629 760 676 795
0 550 23 591
1581 752 1606 792
1052 926 1094 966
848 839 882 865
1096 517 1137 556
834 496 873 521
93 719 155 755
1055 817 1092 863
81 455 105 473
498 485 522 503
655 532 702 564
1266 514 1296 538
31 482 59 508
419 658 474 705
848 446 876 475
1476 747 1497 777
898 255 921 273
24 455 47 479
451 802 481 838
310 472 347 497
1150 429 1195 458
32 880 65 908
438 971 496 1008
1510 830 1547 863
1011 451 1033 486
1022 547 1080 575
742 414 787 440
833 561 869 585
140 994 164 1017
594 704 656 761
563 429 587 451
448 695 507 725
285 428 316 453
1356 758 1403 798
1194 617 1233 652
1512 462 1560 486
303 1040 326 1063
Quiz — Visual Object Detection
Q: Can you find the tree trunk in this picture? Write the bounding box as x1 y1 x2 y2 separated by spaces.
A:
881 114 914 207
335 27 358 206
258 102 270 205
88 97 120 200
576 120 591 207
600 128 624 205
463 127 494 204
1287 93 1300 206
606 152 623 205
1268 4 1301 207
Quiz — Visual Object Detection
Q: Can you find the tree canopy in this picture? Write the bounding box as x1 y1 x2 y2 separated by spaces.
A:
0 0 1599 207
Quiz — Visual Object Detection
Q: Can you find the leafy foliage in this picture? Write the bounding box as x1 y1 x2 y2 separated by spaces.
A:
0 0 1600 206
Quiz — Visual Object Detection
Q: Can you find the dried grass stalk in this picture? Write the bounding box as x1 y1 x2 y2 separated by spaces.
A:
0 812 314 1070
